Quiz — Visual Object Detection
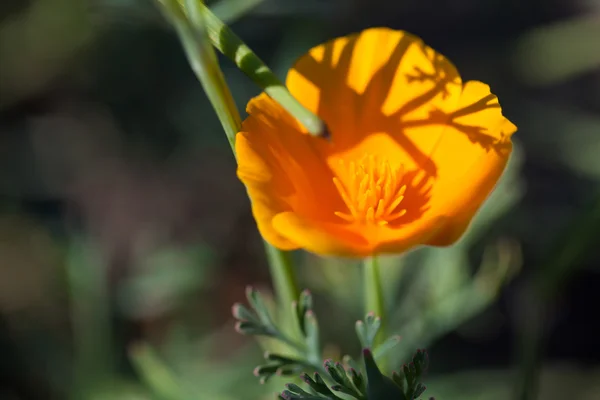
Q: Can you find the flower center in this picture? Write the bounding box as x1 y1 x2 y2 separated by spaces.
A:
332 155 407 226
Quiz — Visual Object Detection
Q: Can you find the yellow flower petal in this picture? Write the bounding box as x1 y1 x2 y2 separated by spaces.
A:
272 212 370 257
423 81 517 245
236 132 298 249
425 81 516 185
286 27 463 177
236 27 517 257
427 143 512 246
236 93 347 248
374 214 448 254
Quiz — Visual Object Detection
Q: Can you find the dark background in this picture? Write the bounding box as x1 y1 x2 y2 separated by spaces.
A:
1 0 599 399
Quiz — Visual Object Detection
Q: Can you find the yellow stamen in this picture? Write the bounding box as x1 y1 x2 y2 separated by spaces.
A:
333 155 408 225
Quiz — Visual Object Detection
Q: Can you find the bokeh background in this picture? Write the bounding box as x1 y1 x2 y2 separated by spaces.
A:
1 0 599 399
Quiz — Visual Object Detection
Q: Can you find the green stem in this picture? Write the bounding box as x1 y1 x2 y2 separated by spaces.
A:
364 256 386 348
68 239 114 397
194 0 328 138
264 242 300 334
159 0 301 349
158 0 240 152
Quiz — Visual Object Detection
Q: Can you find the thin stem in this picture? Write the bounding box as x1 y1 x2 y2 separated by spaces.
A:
194 0 328 139
158 0 302 361
265 242 301 335
271 329 306 354
268 326 327 376
157 0 240 152
68 239 114 395
363 256 387 367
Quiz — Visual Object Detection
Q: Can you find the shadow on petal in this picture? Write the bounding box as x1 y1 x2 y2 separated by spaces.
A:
387 169 434 228
287 28 515 180
272 212 371 256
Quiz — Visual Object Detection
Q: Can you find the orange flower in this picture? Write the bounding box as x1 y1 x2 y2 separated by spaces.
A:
236 28 517 257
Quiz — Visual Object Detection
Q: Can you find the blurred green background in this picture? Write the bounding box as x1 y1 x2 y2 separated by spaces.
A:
1 0 599 399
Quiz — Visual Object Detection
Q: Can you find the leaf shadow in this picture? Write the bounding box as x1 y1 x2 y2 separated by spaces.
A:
392 169 433 227
290 31 512 178
227 29 513 226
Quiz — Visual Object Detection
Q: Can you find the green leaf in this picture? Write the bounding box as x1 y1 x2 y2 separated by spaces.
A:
301 372 333 395
281 383 331 400
355 320 368 349
245 286 276 327
297 289 314 334
342 355 361 373
324 360 354 389
231 303 259 325
234 320 273 337
304 310 320 363
390 349 430 400
363 349 405 400
373 335 402 362
348 367 366 395
253 352 308 383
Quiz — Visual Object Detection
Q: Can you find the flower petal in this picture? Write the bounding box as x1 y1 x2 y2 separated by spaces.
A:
423 81 517 245
426 80 516 183
272 212 371 257
236 93 346 249
373 214 448 255
236 132 298 249
426 142 513 246
237 28 517 257
286 27 463 176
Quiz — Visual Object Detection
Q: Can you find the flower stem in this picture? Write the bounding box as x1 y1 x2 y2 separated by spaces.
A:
264 243 300 336
158 0 301 342
190 0 328 139
363 256 387 366
157 0 240 152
